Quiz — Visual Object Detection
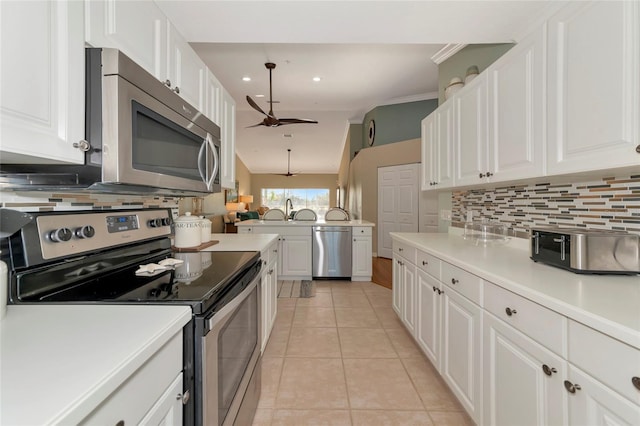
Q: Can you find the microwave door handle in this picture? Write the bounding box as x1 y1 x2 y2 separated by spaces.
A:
197 139 208 185
206 134 219 191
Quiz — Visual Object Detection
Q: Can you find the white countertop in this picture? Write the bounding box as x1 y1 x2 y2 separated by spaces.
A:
203 233 279 252
0 304 191 425
390 232 640 350
235 219 375 227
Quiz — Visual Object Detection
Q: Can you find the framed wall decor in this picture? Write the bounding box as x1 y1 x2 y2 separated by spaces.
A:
225 181 239 203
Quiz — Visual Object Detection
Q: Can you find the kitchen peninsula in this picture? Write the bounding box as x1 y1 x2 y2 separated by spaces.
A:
235 219 375 281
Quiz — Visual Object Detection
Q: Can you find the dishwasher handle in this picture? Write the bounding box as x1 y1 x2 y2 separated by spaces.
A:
313 227 351 232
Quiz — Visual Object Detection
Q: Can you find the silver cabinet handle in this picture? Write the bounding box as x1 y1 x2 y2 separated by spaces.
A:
542 364 557 376
564 380 581 393
73 140 90 152
177 390 190 404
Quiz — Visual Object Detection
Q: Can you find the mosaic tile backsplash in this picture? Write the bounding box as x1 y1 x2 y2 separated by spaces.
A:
0 191 181 218
452 175 640 236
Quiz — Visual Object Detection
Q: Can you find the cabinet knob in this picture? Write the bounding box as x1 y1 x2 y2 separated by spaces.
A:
399 247 403 252
438 288 443 295
542 364 557 376
164 79 172 87
177 390 190 404
73 140 90 152
636 145 640 154
269 269 274 274
451 278 459 285
486 172 493 177
173 86 180 94
505 307 517 316
632 376 640 391
564 380 581 393
432 286 437 292
479 173 486 178
422 260 428 266
115 421 125 426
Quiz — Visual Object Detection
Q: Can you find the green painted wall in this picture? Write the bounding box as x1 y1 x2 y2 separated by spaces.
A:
438 43 514 104
354 99 438 158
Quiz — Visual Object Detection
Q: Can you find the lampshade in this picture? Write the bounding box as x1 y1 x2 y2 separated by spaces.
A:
239 195 253 204
225 202 241 211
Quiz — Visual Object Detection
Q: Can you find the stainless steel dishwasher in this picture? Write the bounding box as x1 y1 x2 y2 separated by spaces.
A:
312 226 352 278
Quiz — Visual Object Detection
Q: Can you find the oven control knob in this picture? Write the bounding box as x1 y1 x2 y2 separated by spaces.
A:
49 228 72 242
75 225 95 239
161 218 171 227
148 218 163 228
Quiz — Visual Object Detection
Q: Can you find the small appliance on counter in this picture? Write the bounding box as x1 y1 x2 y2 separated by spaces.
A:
530 226 640 275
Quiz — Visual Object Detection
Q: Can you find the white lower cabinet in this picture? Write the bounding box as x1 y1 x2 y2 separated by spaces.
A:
1 0 85 164
483 312 567 426
565 365 640 426
80 332 183 425
260 239 278 353
253 227 311 280
392 242 417 334
352 226 372 281
416 269 442 369
441 283 482 424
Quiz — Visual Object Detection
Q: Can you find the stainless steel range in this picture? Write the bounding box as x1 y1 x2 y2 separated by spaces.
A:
1 208 262 426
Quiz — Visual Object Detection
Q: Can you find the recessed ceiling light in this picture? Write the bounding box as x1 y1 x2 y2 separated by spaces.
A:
255 94 265 98
242 76 251 82
313 76 321 82
283 134 292 138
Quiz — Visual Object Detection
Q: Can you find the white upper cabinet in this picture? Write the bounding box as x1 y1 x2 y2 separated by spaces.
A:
85 0 166 80
220 89 236 189
422 101 454 191
487 26 546 182
166 22 206 112
547 1 640 174
205 70 223 125
1 0 85 164
454 74 488 187
420 114 436 190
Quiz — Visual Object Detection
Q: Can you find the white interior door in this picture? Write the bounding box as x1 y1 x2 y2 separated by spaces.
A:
377 164 419 258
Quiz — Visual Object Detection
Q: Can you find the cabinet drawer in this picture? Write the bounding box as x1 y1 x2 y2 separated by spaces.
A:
352 226 372 236
440 261 482 305
256 226 311 236
484 283 566 356
393 241 416 264
80 331 183 425
416 250 440 279
569 320 640 405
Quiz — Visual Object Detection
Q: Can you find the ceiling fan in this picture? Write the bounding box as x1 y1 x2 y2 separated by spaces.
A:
246 62 318 128
275 149 299 177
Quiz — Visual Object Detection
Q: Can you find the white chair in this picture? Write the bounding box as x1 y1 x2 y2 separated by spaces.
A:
325 208 350 221
293 208 317 221
262 208 286 221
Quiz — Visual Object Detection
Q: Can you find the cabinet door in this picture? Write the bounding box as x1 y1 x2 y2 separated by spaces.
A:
1 0 85 164
441 285 482 423
392 255 403 316
280 236 311 278
220 89 236 189
166 23 206 112
566 365 640 426
84 0 166 80
260 261 271 353
416 269 442 370
435 101 455 188
483 313 567 426
421 114 437 190
352 236 372 278
454 74 488 186
401 260 416 335
205 70 223 125
488 26 545 182
547 1 640 174
138 373 183 425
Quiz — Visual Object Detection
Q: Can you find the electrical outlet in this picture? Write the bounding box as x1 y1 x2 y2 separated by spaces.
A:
440 209 452 221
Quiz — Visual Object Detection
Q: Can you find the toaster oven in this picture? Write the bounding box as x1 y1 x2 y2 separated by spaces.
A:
530 227 640 275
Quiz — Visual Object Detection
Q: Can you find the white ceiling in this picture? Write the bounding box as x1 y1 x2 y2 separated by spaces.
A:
155 0 564 175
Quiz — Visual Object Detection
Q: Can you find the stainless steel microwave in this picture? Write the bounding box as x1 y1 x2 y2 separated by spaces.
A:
0 48 221 195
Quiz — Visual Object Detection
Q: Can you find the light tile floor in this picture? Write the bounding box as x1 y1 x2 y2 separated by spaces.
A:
252 280 475 426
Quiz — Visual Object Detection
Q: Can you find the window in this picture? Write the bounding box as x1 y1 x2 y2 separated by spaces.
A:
261 188 330 218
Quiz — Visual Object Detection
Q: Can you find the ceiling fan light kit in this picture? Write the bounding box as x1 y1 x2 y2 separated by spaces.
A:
246 62 318 128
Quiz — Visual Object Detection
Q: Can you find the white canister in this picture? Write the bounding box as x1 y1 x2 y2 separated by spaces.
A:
199 216 212 243
174 212 202 248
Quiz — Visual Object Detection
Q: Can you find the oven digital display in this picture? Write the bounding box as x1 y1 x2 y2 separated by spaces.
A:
106 215 139 233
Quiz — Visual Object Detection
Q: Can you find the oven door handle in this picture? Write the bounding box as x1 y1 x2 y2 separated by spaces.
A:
205 134 219 191
206 275 258 332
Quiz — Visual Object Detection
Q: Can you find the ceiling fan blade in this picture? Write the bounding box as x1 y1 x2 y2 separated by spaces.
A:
245 122 265 128
278 118 319 125
246 95 270 117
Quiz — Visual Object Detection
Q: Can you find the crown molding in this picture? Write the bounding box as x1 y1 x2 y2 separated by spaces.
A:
430 43 468 64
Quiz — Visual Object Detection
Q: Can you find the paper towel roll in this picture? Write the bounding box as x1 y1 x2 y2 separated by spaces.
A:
0 260 7 320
